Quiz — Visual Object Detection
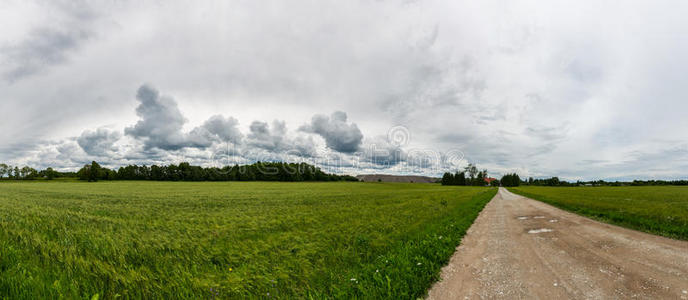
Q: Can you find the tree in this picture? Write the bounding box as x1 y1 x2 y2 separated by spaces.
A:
0 163 8 178
455 172 466 186
464 163 478 181
13 167 20 180
20 167 38 180
549 177 560 186
475 170 486 186
500 173 521 187
45 167 56 180
89 161 101 182
441 172 453 185
19 166 29 179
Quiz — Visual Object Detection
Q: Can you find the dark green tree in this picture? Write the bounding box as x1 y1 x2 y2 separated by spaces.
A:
456 172 466 186
441 172 452 185
89 161 101 182
45 167 56 180
500 173 521 187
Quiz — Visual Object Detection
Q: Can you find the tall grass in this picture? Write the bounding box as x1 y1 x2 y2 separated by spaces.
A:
0 181 495 298
508 186 688 240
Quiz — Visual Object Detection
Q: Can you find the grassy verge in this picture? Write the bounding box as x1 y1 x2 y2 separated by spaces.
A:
317 187 496 299
0 181 496 299
508 186 688 240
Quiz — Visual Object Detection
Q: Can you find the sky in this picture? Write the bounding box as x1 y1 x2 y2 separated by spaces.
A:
2 0 688 181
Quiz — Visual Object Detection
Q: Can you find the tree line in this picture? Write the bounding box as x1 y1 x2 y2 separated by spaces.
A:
0 163 75 180
521 177 688 187
4 160 687 185
76 161 359 182
441 163 493 186
500 173 520 187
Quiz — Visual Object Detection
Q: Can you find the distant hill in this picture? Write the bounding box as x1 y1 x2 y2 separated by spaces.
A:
356 174 440 183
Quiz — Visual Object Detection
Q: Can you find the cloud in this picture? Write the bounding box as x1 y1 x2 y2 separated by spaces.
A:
189 115 243 146
125 84 246 152
247 121 283 151
77 127 121 156
247 120 316 157
358 136 405 167
125 85 193 150
4 2 688 180
1 28 91 81
300 111 363 153
0 2 97 82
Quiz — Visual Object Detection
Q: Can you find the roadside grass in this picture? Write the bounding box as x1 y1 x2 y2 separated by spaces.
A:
0 181 496 299
508 186 688 240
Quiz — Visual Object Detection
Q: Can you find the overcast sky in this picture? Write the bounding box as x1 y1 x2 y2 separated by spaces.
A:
2 0 688 180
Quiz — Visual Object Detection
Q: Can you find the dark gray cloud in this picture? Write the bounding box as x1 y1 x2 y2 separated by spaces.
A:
125 85 245 151
77 127 121 156
248 120 316 157
248 121 281 149
125 85 194 150
300 111 363 153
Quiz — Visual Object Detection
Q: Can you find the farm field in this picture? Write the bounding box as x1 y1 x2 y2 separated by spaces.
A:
0 181 496 299
508 186 688 240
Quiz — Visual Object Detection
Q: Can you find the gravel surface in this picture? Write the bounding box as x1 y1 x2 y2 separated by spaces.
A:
427 188 688 299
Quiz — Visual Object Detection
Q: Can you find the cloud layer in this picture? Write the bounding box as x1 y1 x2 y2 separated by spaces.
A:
2 1 688 180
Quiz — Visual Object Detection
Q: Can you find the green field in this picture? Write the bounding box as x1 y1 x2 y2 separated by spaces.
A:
0 181 496 299
508 186 688 240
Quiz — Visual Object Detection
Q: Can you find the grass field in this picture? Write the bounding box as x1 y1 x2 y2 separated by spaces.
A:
0 181 496 299
508 186 688 240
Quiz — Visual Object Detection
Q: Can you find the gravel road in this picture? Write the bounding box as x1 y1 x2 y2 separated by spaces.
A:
427 187 688 299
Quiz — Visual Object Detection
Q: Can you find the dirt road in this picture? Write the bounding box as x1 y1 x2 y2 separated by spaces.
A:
427 188 688 299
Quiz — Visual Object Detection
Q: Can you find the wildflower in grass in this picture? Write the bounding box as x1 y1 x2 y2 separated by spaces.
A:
228 267 232 272
350 278 356 281
417 262 422 266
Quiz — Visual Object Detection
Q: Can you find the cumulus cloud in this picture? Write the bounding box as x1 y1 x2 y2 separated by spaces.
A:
77 127 121 156
188 115 243 146
124 85 244 151
95 84 319 164
247 120 316 157
125 85 193 150
300 111 363 153
247 121 283 150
